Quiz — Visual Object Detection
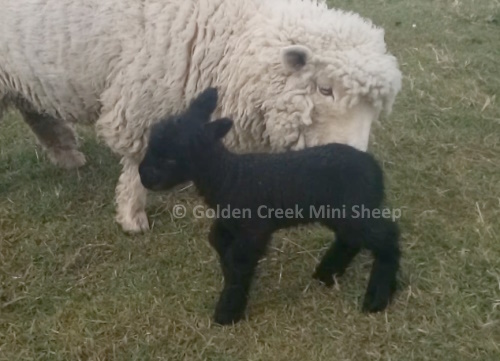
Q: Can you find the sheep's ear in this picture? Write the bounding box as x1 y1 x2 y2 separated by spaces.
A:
280 45 312 72
204 118 233 141
189 87 219 122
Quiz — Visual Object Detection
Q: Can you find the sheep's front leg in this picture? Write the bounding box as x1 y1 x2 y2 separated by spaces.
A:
95 103 150 233
213 234 268 325
115 156 149 233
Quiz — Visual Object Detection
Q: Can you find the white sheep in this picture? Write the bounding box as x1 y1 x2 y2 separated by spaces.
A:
0 0 402 232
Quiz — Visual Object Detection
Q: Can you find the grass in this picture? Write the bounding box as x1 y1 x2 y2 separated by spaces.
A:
1 0 500 359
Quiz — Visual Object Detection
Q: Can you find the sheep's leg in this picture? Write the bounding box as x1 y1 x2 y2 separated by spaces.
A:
115 156 149 233
95 106 149 233
213 235 268 325
0 92 7 120
361 218 400 313
19 108 86 169
313 234 361 286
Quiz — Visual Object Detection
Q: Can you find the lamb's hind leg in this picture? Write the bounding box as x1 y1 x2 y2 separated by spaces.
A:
315 218 400 312
360 218 400 312
313 226 362 286
19 107 86 169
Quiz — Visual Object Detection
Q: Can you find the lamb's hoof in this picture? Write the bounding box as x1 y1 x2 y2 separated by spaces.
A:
48 149 87 169
312 269 335 287
361 282 396 313
214 289 247 325
117 211 150 233
214 310 244 325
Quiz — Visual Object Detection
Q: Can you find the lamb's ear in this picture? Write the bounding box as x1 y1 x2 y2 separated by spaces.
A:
189 87 219 122
280 45 312 72
204 118 233 141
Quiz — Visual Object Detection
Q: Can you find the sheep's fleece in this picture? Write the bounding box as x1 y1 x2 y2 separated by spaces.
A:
0 0 402 232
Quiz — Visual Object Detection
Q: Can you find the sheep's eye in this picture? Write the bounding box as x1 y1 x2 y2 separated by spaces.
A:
319 87 333 97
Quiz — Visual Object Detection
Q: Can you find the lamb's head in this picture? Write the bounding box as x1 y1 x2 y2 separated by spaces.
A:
139 88 232 191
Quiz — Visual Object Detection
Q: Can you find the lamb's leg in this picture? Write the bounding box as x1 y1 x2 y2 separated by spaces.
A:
19 108 86 169
209 221 236 278
313 232 361 286
213 233 268 325
361 218 400 312
115 156 149 233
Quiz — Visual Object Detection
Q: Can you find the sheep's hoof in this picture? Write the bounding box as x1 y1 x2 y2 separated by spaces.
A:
48 149 87 169
117 211 150 233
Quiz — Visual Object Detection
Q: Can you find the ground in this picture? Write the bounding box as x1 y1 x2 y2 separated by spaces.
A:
1 0 499 360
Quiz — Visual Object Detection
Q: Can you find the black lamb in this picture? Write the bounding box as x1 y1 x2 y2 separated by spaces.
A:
139 87 401 325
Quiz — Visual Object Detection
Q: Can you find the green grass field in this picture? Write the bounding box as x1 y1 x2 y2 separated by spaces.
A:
1 0 500 360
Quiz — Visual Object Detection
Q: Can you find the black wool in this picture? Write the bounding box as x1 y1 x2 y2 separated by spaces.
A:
139 87 401 325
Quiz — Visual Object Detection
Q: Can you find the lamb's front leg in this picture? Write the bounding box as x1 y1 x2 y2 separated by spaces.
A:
214 235 268 325
115 156 149 233
209 221 236 279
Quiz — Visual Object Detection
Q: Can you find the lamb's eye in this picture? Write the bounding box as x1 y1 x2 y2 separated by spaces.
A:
319 87 333 97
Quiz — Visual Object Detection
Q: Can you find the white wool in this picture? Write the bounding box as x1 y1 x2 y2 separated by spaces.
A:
0 0 402 231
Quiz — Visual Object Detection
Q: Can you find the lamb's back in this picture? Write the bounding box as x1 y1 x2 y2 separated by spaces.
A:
226 144 385 209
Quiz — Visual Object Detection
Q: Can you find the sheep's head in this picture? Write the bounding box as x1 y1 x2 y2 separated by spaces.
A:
225 6 402 153
254 43 401 152
139 87 232 191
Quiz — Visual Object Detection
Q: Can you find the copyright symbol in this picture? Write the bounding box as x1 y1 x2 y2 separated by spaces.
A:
172 205 186 219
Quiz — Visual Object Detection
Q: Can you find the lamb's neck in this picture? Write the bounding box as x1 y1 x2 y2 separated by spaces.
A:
191 146 239 206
